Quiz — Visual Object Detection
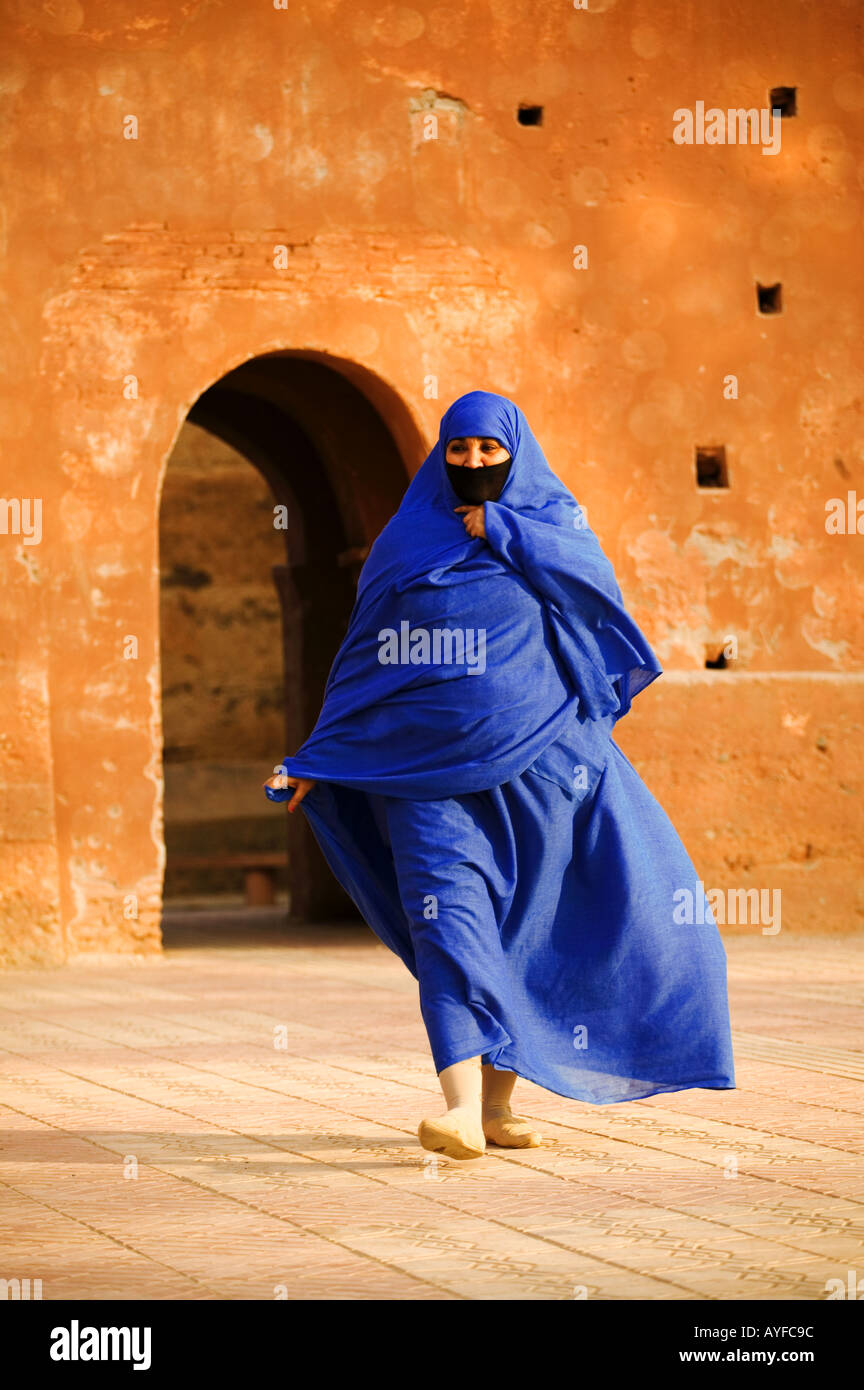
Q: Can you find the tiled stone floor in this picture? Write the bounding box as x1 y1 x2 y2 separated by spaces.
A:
1 923 862 1300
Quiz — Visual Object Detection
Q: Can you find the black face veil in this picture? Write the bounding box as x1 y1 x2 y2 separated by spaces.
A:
445 454 512 504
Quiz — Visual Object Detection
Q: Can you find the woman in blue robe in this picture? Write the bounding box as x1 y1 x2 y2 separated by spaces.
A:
263 390 735 1160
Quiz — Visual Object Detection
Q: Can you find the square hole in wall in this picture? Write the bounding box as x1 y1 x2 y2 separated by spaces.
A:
695 446 729 488
517 105 543 126
704 644 729 669
757 282 783 314
769 86 797 116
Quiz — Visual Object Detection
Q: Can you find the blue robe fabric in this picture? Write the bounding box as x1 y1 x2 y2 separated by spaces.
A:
265 391 736 1104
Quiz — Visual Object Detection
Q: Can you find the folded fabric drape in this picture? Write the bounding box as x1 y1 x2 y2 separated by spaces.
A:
267 391 662 797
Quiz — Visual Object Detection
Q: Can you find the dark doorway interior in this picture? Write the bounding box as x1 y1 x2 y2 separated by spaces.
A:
158 353 422 936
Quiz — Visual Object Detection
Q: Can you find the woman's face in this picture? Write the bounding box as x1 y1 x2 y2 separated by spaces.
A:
445 436 511 468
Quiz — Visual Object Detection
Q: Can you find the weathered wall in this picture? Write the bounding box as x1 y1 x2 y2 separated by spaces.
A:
0 0 862 964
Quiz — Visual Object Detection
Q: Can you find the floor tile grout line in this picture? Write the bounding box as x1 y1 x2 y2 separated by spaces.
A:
7 996 864 1126
1 945 861 989
8 1003 864 1157
4 1006 864 1167
247 1048 864 1153
6 1003 864 1164
6 947 862 1017
4 982 863 1051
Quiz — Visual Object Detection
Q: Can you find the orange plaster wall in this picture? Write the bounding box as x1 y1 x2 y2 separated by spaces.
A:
0 1 862 963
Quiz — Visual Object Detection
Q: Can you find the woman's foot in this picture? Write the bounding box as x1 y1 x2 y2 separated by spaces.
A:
482 1105 544 1148
418 1105 486 1160
480 1064 544 1147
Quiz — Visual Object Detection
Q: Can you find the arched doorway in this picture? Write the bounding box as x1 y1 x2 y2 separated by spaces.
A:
158 353 423 927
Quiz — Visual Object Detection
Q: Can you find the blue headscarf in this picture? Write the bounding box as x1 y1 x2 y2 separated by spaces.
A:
405 388 579 513
266 390 662 801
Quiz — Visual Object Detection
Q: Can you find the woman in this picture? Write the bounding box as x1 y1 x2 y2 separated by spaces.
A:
263 390 735 1161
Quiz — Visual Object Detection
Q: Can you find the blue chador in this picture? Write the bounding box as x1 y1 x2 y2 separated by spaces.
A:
265 391 735 1104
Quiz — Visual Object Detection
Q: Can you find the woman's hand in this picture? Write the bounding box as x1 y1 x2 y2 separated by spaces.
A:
262 772 317 813
454 504 486 539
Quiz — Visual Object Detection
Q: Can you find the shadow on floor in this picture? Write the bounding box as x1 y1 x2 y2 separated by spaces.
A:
160 906 367 950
